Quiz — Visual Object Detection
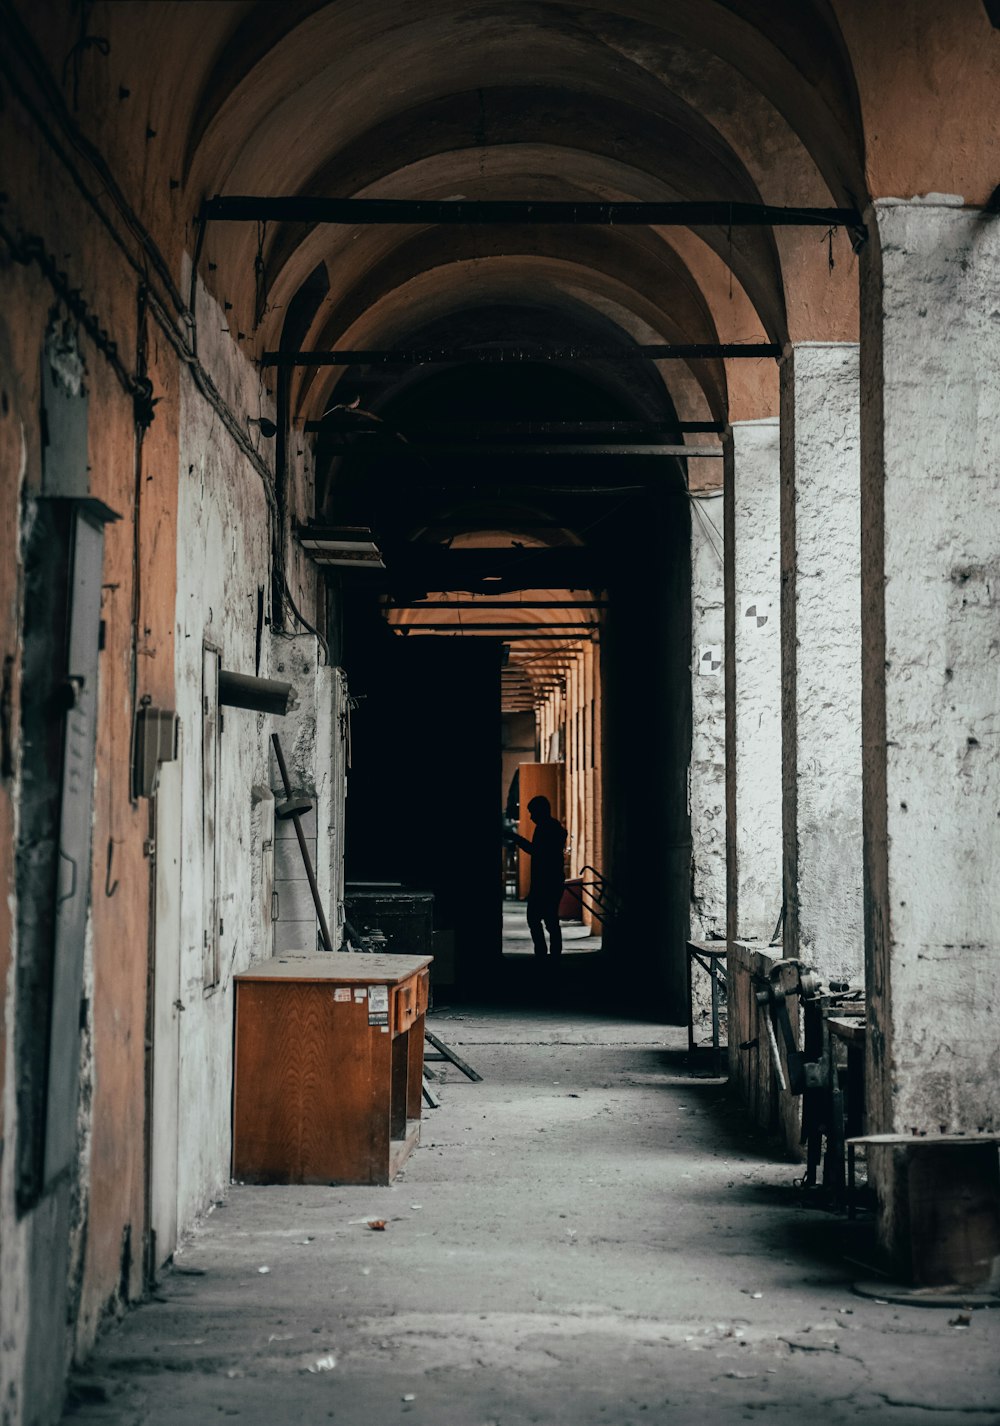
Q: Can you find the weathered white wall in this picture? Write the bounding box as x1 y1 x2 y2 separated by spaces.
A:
689 490 726 942
860 201 1000 1157
173 273 274 1228
725 419 782 943
780 344 863 986
268 634 348 952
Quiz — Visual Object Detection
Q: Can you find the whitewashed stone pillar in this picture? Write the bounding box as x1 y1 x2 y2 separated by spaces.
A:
690 490 726 940
860 199 1000 1156
779 344 863 986
724 418 782 942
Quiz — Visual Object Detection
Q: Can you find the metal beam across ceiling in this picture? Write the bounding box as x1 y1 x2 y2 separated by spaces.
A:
321 442 721 457
203 196 863 232
388 600 608 609
262 343 779 366
306 420 725 435
389 621 598 631
394 632 596 641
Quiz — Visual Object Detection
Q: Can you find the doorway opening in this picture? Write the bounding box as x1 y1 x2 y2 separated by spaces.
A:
319 323 695 1019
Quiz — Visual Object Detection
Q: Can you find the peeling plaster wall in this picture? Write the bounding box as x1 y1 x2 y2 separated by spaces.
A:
689 491 726 941
267 634 347 952
860 202 1000 1154
173 274 275 1233
724 419 782 945
689 492 726 1025
0 297 32 1426
780 344 863 986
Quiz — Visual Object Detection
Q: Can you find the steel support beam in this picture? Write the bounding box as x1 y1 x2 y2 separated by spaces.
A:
305 419 724 435
389 621 598 631
203 196 863 231
388 600 608 609
321 442 721 457
263 343 779 367
391 632 597 641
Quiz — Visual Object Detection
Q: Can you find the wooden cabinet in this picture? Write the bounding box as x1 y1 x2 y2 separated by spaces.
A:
233 952 432 1186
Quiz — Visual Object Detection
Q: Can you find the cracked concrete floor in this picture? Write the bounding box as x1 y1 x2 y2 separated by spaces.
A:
64 1006 1000 1426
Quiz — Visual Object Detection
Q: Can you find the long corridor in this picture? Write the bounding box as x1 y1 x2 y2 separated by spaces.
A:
63 1008 1000 1426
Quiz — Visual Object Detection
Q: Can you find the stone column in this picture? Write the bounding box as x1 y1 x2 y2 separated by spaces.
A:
860 200 1000 1208
725 418 782 944
690 490 726 941
779 344 863 986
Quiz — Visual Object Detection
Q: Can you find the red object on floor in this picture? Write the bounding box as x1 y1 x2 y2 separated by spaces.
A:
560 878 584 920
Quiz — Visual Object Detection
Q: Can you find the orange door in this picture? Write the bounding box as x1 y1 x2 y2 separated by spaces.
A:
517 762 564 899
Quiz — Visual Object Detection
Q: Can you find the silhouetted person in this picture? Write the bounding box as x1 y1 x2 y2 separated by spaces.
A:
507 795 567 958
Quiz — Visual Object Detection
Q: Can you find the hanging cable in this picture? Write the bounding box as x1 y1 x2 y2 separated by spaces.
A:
282 575 330 665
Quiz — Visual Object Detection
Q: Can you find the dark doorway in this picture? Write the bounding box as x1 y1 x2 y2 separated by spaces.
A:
343 604 501 992
322 308 693 1019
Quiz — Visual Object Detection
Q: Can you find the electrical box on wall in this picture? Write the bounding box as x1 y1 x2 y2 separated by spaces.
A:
41 321 89 499
133 705 179 798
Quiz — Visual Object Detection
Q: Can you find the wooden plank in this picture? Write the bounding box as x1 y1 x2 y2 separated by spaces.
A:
827 1016 866 1044
388 1122 421 1180
407 1015 425 1120
687 940 727 956
390 1033 410 1141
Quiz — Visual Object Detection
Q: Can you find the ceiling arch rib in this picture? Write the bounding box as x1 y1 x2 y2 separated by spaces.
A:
180 1 863 360
290 257 731 430
281 186 780 427
256 144 788 351
300 226 724 368
182 0 863 209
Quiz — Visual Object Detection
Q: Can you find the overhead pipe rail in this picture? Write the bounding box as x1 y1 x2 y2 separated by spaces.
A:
262 343 779 366
388 600 608 609
201 195 864 237
305 420 725 435
319 442 722 457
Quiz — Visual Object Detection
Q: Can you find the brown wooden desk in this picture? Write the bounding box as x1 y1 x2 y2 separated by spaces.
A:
233 951 432 1186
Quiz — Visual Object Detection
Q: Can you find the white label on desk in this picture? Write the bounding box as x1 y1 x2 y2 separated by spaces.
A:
368 984 389 1027
353 988 367 1002
333 988 351 1003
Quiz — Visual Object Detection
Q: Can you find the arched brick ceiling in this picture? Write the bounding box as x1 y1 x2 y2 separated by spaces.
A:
139 0 867 427
64 0 878 433
290 256 729 427
182 1 863 202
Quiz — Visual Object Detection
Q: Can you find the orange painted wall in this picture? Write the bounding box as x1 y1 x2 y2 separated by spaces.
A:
834 0 1000 205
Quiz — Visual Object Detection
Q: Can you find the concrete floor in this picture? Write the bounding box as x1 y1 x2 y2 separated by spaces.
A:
500 900 602 957
63 1000 1000 1426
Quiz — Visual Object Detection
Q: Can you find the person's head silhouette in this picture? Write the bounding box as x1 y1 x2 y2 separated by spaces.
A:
527 795 551 824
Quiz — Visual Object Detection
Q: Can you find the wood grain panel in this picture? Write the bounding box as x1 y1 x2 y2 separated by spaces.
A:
233 982 392 1185
406 1015 425 1121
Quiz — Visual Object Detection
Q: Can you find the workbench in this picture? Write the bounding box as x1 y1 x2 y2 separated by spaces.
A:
232 951 432 1186
846 1133 1000 1287
686 940 727 1075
